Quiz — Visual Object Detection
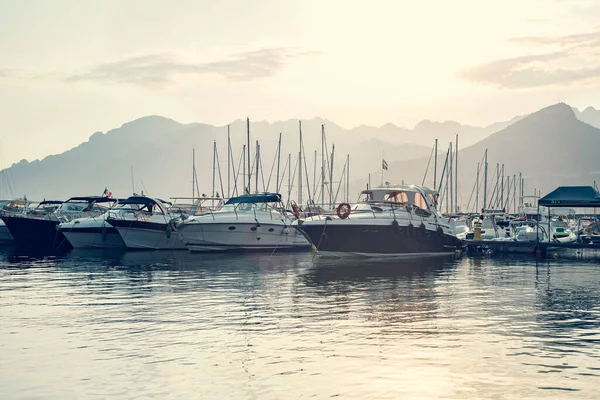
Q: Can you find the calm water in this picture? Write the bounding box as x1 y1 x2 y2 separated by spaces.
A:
1 246 599 399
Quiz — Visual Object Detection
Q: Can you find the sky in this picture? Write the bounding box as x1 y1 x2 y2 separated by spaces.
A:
2 0 600 166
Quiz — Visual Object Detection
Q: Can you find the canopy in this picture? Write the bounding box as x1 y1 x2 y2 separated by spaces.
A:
65 196 116 204
538 186 600 208
225 193 282 205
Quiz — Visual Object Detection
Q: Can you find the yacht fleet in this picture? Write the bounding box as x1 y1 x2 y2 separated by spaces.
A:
0 184 599 256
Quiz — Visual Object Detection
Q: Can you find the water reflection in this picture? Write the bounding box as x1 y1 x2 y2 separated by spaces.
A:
1 246 600 398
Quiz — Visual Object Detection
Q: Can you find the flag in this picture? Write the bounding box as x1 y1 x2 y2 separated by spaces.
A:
382 159 388 170
102 187 113 198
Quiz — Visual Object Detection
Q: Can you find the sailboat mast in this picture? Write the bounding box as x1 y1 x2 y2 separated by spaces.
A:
212 141 216 208
247 117 251 194
475 162 480 212
346 154 350 203
449 142 453 213
276 133 282 195
242 144 246 194
454 134 459 212
255 140 259 193
192 147 196 199
227 125 231 198
501 164 505 209
298 121 303 205
433 138 438 190
330 144 335 208
321 124 325 208
483 149 488 209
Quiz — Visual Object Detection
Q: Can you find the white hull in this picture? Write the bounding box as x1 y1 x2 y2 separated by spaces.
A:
180 222 309 252
116 226 187 250
62 230 125 249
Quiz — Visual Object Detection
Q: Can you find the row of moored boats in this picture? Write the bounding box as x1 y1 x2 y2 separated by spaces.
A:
1 184 597 257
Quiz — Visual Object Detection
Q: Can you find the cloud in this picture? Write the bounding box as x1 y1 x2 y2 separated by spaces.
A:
461 30 600 88
510 30 600 48
65 48 309 86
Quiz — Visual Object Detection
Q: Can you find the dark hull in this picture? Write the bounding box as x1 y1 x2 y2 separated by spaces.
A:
1 216 73 252
298 223 463 256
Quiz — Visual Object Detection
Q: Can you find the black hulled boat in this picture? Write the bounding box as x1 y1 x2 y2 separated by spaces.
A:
294 185 463 257
1 196 116 253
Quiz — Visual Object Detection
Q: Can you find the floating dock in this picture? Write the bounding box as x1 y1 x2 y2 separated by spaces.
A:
464 239 600 259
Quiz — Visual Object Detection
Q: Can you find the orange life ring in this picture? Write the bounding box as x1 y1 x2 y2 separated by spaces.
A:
336 203 351 219
291 201 301 219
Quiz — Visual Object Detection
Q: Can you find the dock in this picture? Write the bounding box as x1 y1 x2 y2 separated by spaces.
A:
464 239 600 259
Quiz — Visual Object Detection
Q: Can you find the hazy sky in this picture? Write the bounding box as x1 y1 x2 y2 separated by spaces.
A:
2 0 600 166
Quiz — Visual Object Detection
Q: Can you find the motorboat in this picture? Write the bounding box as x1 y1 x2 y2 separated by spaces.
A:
178 193 310 252
58 200 128 249
294 184 463 257
1 196 117 252
0 198 31 241
106 196 186 250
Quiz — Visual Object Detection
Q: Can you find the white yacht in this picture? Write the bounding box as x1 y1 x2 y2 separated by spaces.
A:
177 193 310 252
294 185 462 257
106 196 187 250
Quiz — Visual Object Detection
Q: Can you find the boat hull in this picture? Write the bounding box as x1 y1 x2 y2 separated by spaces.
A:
297 221 462 257
108 219 186 250
61 227 125 249
179 221 310 252
0 221 13 242
1 215 72 252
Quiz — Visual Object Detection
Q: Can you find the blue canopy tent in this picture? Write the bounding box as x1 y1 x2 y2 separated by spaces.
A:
536 186 600 242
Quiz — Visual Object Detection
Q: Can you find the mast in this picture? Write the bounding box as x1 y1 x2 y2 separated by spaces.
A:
242 144 246 194
212 141 216 208
501 164 505 209
287 153 291 205
513 174 516 214
313 150 317 197
483 149 488 209
227 125 231 198
246 117 251 194
475 162 480 212
454 134 459 212
321 124 325 207
255 140 259 193
276 133 282 195
433 138 438 190
131 165 135 195
346 154 350 203
329 144 335 208
448 142 453 213
298 121 303 205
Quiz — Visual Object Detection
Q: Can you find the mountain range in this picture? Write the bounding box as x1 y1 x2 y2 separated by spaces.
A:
2 103 600 210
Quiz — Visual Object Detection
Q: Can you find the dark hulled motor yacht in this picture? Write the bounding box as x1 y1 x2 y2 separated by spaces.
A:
294 185 463 257
1 196 117 252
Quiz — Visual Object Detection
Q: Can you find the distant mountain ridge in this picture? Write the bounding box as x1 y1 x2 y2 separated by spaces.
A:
376 103 600 211
2 103 600 204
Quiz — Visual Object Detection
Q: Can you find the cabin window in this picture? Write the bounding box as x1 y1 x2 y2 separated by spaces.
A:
413 193 428 209
386 192 408 203
250 227 257 231
268 228 274 232
228 226 236 230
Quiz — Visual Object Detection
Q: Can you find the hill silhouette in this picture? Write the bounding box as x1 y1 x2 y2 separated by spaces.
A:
375 103 600 211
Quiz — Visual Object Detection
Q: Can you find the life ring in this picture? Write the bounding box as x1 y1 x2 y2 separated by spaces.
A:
291 201 301 219
336 203 351 219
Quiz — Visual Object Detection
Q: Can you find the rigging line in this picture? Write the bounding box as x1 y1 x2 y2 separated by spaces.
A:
277 156 289 194
233 146 245 197
332 158 348 205
466 161 481 211
259 147 267 193
265 144 279 192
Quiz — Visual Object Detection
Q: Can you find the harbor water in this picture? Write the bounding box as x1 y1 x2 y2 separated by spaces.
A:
1 246 599 399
